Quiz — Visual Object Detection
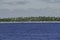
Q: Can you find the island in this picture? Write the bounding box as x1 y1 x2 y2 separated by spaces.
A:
0 16 60 22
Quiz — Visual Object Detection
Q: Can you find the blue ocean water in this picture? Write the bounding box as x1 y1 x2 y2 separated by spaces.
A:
0 23 60 40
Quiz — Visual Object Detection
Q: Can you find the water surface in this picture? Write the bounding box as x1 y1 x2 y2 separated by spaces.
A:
0 23 60 40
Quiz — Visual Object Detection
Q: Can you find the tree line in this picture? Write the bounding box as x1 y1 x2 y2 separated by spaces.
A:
0 16 60 22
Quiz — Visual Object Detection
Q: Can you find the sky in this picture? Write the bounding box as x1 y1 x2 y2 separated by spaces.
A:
0 0 60 18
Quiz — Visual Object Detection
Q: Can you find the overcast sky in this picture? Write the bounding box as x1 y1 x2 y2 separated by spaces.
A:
0 0 60 18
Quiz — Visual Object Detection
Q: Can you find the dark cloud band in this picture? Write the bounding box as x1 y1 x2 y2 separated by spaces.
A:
0 0 29 5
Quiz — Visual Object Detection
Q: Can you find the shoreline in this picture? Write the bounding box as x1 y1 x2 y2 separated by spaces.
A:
0 21 60 23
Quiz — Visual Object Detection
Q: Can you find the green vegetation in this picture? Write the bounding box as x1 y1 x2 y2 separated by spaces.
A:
0 16 60 22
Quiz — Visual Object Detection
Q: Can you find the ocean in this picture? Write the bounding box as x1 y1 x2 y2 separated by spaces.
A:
0 23 60 40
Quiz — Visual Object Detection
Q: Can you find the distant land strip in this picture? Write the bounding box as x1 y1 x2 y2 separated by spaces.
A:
0 16 60 22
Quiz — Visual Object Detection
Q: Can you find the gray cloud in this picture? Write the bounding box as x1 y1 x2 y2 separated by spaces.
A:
0 0 29 5
0 0 60 18
0 8 60 18
0 0 2 1
38 0 60 3
16 1 29 5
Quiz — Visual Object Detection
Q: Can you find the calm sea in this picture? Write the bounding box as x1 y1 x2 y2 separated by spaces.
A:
0 23 60 40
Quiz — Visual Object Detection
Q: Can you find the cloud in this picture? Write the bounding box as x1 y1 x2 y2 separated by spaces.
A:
38 0 60 3
0 0 60 18
16 1 29 5
0 0 30 10
0 0 29 5
0 8 60 18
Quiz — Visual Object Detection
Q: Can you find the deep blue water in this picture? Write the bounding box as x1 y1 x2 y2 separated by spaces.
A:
0 23 60 40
